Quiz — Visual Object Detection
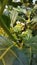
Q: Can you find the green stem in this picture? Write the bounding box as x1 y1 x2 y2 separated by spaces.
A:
30 48 33 65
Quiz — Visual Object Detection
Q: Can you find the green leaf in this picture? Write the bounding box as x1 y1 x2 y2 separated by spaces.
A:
0 36 31 65
0 36 16 65
14 23 24 33
21 29 32 41
24 36 37 50
1 14 11 29
0 16 18 44
0 0 8 15
10 10 18 27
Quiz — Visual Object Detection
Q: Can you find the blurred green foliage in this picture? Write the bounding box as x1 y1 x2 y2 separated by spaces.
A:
0 0 37 65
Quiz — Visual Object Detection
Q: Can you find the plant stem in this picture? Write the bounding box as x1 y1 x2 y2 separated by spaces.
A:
30 48 33 65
